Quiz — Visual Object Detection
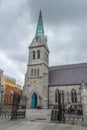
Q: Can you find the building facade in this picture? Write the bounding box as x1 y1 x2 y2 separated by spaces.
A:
0 69 3 85
23 11 87 109
1 75 22 105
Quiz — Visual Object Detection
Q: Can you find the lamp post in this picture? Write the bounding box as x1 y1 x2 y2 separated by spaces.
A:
79 81 84 116
11 87 17 104
57 90 65 122
10 90 14 104
57 90 61 122
11 88 17 120
79 85 82 104
0 85 4 114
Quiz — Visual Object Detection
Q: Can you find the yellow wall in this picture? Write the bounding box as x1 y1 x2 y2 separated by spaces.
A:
3 77 16 87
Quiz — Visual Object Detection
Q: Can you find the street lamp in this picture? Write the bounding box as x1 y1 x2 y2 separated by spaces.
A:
79 85 82 103
10 88 17 120
56 90 61 122
10 90 14 104
0 85 4 113
10 87 17 104
79 81 84 103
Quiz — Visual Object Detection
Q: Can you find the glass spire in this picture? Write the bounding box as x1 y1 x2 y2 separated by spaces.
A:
36 10 44 37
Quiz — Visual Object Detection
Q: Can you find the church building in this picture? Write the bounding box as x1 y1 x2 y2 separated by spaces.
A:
23 10 87 109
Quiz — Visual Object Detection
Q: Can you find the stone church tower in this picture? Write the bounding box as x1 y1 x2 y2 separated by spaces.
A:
23 10 49 109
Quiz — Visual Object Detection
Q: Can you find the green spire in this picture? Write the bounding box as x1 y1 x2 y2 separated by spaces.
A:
36 10 44 37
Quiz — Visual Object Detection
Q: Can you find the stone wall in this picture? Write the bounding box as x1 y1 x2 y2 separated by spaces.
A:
29 46 49 66
49 84 81 107
23 36 49 109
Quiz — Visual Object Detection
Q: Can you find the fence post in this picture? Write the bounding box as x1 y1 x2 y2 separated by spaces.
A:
81 81 87 126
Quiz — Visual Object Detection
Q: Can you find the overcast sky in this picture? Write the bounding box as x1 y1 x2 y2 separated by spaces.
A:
0 0 87 86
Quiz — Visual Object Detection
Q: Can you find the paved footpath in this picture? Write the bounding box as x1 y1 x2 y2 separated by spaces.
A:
0 119 86 130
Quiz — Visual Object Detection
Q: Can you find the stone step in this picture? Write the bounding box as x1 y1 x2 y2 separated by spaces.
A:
26 109 52 122
26 109 51 114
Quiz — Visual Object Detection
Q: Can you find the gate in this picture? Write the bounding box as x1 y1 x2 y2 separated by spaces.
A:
51 90 65 123
65 94 83 125
52 90 83 125
64 91 83 125
0 94 27 120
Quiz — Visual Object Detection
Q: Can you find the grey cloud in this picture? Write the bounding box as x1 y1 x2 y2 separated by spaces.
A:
0 0 31 63
29 0 87 67
0 0 87 85
29 0 87 25
0 0 31 85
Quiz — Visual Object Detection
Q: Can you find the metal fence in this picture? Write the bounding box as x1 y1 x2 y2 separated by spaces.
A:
50 90 83 125
0 94 27 120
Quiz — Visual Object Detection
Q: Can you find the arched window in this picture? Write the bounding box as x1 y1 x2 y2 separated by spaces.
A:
55 91 57 103
31 69 33 76
37 50 40 59
55 90 64 105
60 90 64 104
71 89 77 103
33 51 35 59
74 91 77 102
37 68 39 76
55 89 59 103
34 69 36 76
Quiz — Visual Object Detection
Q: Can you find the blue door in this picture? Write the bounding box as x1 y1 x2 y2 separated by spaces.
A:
32 93 37 108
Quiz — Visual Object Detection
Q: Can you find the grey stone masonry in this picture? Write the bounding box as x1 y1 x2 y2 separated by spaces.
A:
81 81 87 126
23 36 49 109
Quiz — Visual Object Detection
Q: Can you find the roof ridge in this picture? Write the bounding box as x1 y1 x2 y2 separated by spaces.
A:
49 63 87 71
50 66 87 71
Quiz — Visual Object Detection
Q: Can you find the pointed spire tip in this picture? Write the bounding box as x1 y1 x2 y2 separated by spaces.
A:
36 10 44 37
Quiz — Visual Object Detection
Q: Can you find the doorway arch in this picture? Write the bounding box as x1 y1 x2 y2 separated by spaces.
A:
31 93 37 108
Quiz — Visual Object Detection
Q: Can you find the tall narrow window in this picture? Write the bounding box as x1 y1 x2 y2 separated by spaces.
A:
37 68 39 76
34 69 36 76
74 90 77 103
33 51 35 59
55 91 58 103
71 89 77 103
31 69 33 76
37 50 40 59
61 90 64 105
55 89 59 103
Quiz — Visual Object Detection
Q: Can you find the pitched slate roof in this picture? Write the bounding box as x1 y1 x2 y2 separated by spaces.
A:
49 63 87 86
